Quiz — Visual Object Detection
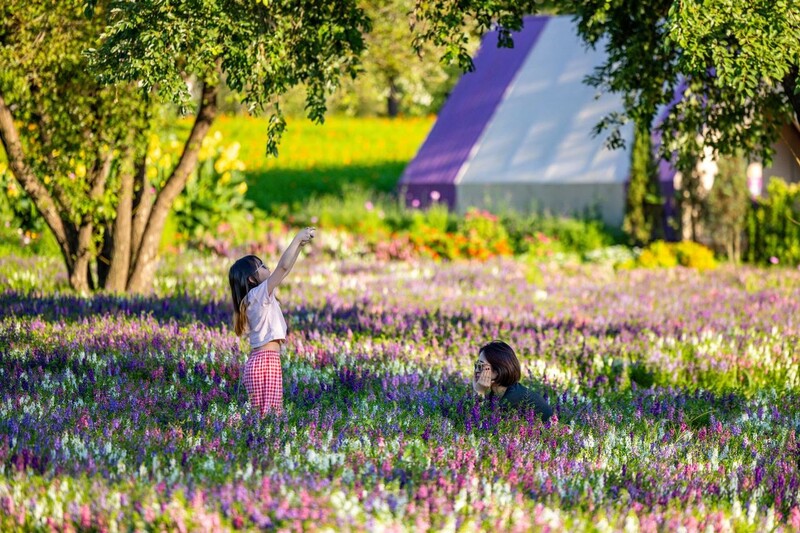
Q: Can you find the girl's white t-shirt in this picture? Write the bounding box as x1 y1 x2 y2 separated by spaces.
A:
246 281 287 349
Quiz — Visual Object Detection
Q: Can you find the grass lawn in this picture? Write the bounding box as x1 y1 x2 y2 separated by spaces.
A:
211 115 435 214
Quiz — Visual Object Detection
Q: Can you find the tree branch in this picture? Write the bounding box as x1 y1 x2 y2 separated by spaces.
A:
0 91 70 249
89 149 113 200
128 81 219 291
783 66 800 124
105 144 136 291
131 152 152 266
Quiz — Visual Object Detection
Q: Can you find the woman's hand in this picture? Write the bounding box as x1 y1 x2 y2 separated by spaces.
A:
297 226 316 246
473 368 493 395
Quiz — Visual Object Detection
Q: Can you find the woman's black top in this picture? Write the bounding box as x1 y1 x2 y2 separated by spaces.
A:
492 383 553 422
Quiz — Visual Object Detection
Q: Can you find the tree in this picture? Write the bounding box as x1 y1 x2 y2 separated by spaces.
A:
624 123 663 245
356 0 465 117
0 0 368 293
569 0 800 241
267 0 471 118
704 154 750 261
0 1 149 293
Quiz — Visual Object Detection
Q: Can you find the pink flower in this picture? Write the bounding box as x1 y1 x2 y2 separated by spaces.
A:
80 504 91 529
430 190 441 201
364 201 374 211
790 506 800 531
770 256 779 264
411 199 420 208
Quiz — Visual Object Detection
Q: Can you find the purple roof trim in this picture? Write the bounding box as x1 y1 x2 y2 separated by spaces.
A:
400 16 549 209
651 80 688 240
651 78 692 184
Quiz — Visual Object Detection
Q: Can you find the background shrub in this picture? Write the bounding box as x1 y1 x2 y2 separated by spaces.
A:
503 214 619 256
636 240 679 268
703 154 750 262
631 240 717 270
673 240 717 270
746 178 800 266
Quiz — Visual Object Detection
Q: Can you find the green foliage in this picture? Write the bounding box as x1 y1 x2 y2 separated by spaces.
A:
411 1 542 73
624 123 663 245
0 163 44 236
171 132 256 243
411 203 454 234
574 0 799 170
0 0 388 292
296 184 404 244
703 154 750 261
459 208 508 246
404 204 458 260
0 222 61 259
324 0 469 117
503 214 619 256
746 178 800 266
0 0 149 231
628 362 655 389
91 0 371 156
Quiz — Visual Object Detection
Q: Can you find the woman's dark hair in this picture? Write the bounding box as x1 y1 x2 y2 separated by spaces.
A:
229 255 261 336
479 340 521 387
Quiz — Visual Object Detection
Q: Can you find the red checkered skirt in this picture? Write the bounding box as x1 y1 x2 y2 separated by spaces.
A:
243 348 283 415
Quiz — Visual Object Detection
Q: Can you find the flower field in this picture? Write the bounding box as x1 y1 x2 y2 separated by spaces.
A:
1 253 799 531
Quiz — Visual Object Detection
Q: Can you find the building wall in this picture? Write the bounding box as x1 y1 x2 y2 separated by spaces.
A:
456 182 626 227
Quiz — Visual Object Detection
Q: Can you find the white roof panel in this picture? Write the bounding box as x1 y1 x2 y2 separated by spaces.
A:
458 17 633 185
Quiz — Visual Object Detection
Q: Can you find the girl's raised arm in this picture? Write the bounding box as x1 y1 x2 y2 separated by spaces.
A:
267 227 315 294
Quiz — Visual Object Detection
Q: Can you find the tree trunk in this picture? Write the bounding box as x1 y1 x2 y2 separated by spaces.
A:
69 151 113 293
103 148 137 292
783 67 800 123
127 82 219 293
387 78 399 118
0 93 71 261
66 223 94 294
97 223 114 288
1 91 95 293
131 154 152 269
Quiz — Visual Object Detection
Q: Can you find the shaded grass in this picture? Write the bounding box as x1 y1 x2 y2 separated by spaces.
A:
244 163 408 215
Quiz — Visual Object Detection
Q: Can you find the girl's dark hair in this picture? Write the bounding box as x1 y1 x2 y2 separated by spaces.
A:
479 340 521 387
229 255 261 336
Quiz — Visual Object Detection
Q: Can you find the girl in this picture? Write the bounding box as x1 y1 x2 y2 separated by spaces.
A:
473 340 553 422
228 227 315 415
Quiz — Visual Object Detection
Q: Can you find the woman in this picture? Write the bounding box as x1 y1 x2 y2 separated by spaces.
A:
473 340 553 422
